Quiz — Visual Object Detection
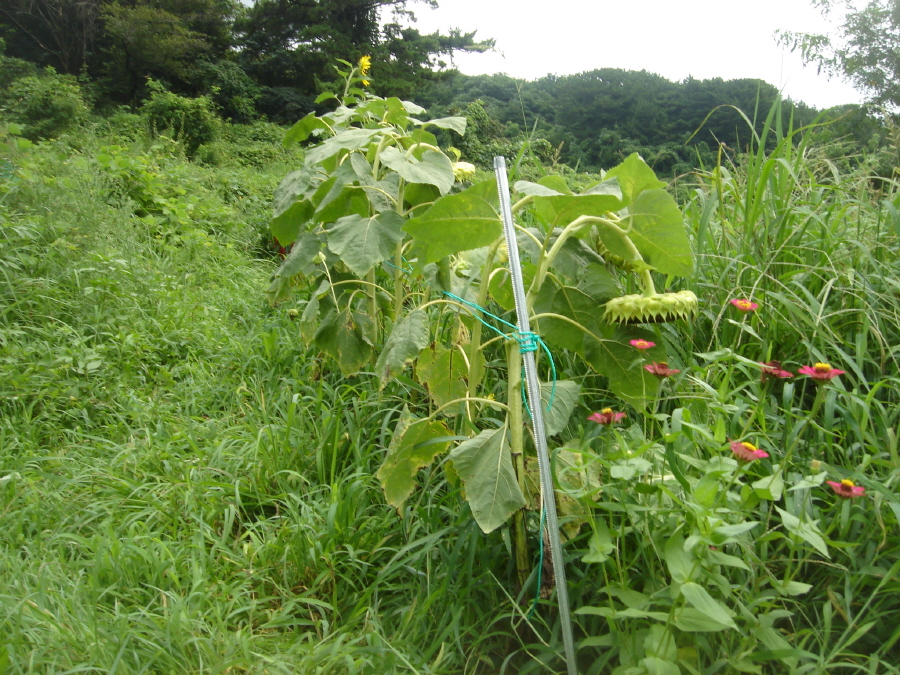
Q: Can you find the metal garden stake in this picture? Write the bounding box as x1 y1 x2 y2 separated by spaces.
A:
494 156 578 675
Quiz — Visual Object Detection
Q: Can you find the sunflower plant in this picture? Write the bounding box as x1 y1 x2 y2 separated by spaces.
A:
266 59 697 581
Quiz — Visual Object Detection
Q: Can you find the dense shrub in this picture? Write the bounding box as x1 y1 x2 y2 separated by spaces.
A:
140 80 219 157
0 69 89 140
194 121 299 168
257 86 316 125
0 54 38 90
195 60 260 123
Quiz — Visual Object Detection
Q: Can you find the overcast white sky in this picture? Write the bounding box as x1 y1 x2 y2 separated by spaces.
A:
401 0 865 109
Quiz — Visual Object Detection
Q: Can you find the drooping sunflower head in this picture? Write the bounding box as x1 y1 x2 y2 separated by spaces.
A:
604 290 698 324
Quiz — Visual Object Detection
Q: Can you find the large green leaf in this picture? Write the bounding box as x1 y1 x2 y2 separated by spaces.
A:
533 282 601 353
283 112 330 148
304 127 383 167
583 331 660 407
539 380 581 436
310 161 366 222
273 168 316 218
416 344 468 414
271 200 314 246
514 181 563 197
379 147 454 195
548 234 607 282
403 181 502 263
377 409 454 509
272 232 322 279
664 533 693 583
326 211 404 277
578 263 620 303
350 153 398 213
299 279 329 342
375 309 430 387
533 190 623 229
382 97 410 128
627 189 693 278
449 427 525 533
421 116 467 135
313 308 375 376
603 153 666 206
271 168 319 245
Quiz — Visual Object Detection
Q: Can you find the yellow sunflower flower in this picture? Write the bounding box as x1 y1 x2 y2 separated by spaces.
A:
359 55 371 86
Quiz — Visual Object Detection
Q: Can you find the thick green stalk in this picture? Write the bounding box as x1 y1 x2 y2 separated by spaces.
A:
367 268 378 341
392 179 406 323
507 341 530 591
529 214 657 304
464 241 499 422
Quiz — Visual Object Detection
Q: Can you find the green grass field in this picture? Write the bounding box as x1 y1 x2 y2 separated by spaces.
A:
1 108 898 674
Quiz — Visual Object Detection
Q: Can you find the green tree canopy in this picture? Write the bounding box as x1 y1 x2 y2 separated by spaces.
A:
780 0 900 109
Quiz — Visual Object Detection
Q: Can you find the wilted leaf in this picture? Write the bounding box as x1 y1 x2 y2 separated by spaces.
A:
539 380 581 436
449 427 525 533
416 344 468 413
375 309 429 387
377 409 453 509
314 308 374 376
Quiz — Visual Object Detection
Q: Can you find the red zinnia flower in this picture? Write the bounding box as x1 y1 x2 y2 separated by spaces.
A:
730 298 759 312
644 362 680 378
760 361 793 382
588 408 626 425
629 339 656 350
798 362 846 381
826 479 865 499
729 440 770 462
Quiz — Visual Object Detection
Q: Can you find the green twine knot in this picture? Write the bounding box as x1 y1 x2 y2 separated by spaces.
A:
517 331 539 354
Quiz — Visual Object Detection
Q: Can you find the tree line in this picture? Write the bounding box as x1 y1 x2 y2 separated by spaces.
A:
0 0 891 175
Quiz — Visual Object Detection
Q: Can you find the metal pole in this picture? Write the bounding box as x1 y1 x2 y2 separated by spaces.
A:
494 156 578 675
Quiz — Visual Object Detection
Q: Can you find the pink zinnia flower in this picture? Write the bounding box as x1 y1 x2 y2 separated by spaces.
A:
588 408 626 425
644 362 680 378
826 479 865 499
629 339 656 350
730 298 759 312
729 440 770 462
798 362 846 381
760 361 793 382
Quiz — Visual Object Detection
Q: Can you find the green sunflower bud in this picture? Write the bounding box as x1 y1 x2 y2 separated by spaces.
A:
604 290 698 324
